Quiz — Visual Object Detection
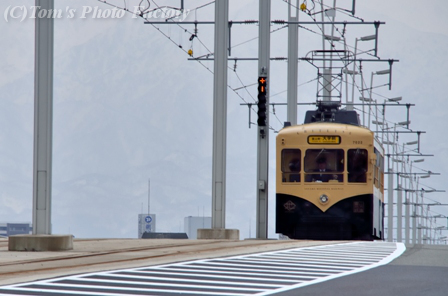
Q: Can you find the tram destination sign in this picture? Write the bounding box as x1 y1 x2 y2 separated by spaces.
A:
308 135 341 144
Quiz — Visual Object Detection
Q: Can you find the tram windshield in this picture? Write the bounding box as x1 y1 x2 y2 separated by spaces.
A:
281 148 370 184
348 149 368 183
304 149 344 182
281 149 301 182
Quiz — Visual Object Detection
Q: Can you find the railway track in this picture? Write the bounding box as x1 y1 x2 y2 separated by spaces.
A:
0 238 332 286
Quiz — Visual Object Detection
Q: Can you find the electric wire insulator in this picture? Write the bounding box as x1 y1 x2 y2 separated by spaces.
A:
300 3 307 12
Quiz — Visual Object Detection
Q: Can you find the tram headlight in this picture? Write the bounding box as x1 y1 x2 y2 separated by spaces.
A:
319 194 329 204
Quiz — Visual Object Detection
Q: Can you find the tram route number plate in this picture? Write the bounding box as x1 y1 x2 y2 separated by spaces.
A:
308 135 341 144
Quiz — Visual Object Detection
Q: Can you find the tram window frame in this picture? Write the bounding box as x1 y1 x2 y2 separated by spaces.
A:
281 149 302 183
348 149 368 183
304 149 344 183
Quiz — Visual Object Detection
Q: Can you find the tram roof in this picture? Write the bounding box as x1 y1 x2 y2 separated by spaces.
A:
278 122 374 136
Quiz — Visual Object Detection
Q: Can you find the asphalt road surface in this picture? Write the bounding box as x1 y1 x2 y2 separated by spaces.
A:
276 244 448 296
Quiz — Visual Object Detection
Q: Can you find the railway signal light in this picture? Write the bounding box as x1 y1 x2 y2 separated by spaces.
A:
257 77 267 126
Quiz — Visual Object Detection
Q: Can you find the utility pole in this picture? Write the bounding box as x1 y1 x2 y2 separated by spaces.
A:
405 192 410 244
287 0 299 125
148 178 151 216
397 176 403 242
10 0 72 251
321 3 334 101
387 170 394 242
386 128 394 242
211 0 229 229
33 0 54 235
256 0 271 239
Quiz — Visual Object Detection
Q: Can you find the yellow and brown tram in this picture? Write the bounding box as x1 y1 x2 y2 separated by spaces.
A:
276 103 384 240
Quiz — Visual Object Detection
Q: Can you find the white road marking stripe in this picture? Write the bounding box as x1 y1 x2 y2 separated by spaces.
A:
288 248 396 255
210 259 355 270
232 256 373 265
316 246 397 252
257 252 385 260
2 286 250 296
0 287 140 296
121 269 309 281
255 255 382 264
39 281 266 292
153 264 335 276
73 274 285 288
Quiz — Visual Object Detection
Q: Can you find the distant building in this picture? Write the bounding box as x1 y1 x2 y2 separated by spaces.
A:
184 216 211 239
137 214 156 238
142 232 188 239
0 223 32 237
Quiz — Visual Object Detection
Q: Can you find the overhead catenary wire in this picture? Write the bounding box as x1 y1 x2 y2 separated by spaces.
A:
98 2 414 138
139 1 376 125
151 0 213 54
283 0 384 107
97 0 214 74
101 0 381 113
96 0 286 132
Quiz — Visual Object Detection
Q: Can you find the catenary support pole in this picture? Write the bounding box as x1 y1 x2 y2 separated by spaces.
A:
405 193 410 244
33 0 54 235
412 203 417 245
287 0 299 125
387 161 393 242
397 176 403 242
256 0 271 239
211 0 229 229
148 178 151 216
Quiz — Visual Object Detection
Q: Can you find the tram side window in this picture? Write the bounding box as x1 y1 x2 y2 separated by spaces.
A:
304 149 344 182
374 148 384 189
348 149 368 183
281 149 301 182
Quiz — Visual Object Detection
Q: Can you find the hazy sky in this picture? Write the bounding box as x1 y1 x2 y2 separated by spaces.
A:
0 0 447 240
